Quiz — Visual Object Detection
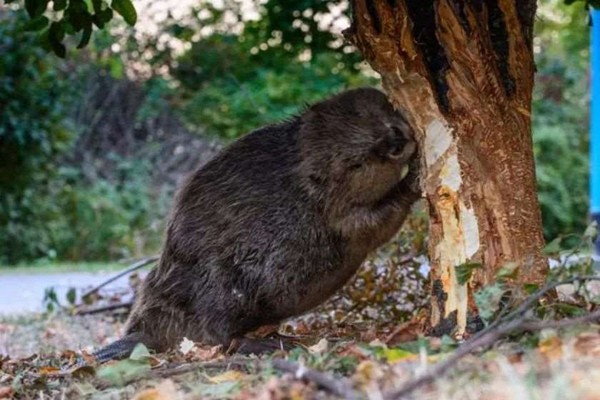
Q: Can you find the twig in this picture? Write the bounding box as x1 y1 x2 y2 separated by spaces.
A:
92 357 356 399
80 256 159 300
150 358 358 399
382 276 600 400
468 275 600 344
272 359 359 400
151 359 252 379
75 301 133 316
520 309 600 332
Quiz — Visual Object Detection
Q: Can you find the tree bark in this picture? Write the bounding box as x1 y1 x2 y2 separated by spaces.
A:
346 0 547 337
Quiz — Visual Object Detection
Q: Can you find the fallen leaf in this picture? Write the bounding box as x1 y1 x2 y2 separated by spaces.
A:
0 386 13 399
39 366 60 375
197 381 240 397
385 319 422 345
251 324 280 338
188 344 222 361
179 337 196 356
574 332 600 357
130 343 152 361
538 335 563 362
97 359 151 386
132 379 179 400
207 370 246 384
70 365 96 379
353 360 384 386
382 348 417 363
308 338 328 355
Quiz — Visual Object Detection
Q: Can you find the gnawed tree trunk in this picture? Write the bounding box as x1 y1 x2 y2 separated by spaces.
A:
346 0 548 337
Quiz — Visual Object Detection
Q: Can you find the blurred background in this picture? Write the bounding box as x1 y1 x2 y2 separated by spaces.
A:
0 0 592 315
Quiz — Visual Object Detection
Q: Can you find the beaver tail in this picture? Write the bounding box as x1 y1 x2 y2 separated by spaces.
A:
92 332 147 363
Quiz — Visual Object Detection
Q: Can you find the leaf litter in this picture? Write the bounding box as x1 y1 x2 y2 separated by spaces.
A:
2 221 600 398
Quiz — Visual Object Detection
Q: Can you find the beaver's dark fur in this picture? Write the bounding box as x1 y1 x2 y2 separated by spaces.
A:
94 88 421 361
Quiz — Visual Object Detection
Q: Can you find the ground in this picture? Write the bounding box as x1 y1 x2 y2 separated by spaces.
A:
1 309 600 399
1 223 600 399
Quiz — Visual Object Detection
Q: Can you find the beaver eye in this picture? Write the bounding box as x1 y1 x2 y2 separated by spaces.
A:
349 162 363 170
391 126 405 137
388 143 404 158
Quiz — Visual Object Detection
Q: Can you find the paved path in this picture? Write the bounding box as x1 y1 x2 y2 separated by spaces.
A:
0 271 132 315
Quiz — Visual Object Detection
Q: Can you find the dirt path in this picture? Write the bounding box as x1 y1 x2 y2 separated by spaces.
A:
0 271 130 315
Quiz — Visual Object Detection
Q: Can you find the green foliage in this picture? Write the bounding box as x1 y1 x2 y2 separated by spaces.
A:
166 0 372 139
180 53 369 138
0 11 166 264
0 0 594 264
565 0 600 9
533 0 590 244
0 11 74 192
1 156 166 264
5 0 135 57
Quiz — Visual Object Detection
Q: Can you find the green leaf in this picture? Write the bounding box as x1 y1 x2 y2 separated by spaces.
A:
584 221 599 241
129 343 151 361
91 0 102 13
66 7 92 31
23 16 49 31
455 262 481 285
543 237 562 255
523 283 539 295
554 303 587 317
111 0 137 25
93 7 113 28
49 20 65 40
25 0 49 17
48 21 66 58
440 335 457 352
496 262 519 281
474 283 505 322
96 359 150 386
197 382 240 397
381 347 415 363
66 287 77 305
53 0 67 11
77 23 93 48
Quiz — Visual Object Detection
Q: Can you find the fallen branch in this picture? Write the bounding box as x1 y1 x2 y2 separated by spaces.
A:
90 356 357 399
382 276 600 400
75 301 133 316
81 256 159 301
272 359 358 400
151 359 252 379
149 358 358 399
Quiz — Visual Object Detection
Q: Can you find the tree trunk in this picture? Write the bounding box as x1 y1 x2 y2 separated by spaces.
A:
347 0 548 337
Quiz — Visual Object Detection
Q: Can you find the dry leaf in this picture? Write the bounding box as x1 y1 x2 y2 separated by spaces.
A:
251 324 280 338
538 335 563 362
132 379 178 400
39 366 60 375
207 370 246 384
178 337 196 356
0 386 13 399
308 338 328 354
353 360 384 386
189 344 222 361
574 332 600 357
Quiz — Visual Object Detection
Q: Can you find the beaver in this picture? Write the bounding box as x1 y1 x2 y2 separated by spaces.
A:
93 87 421 361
